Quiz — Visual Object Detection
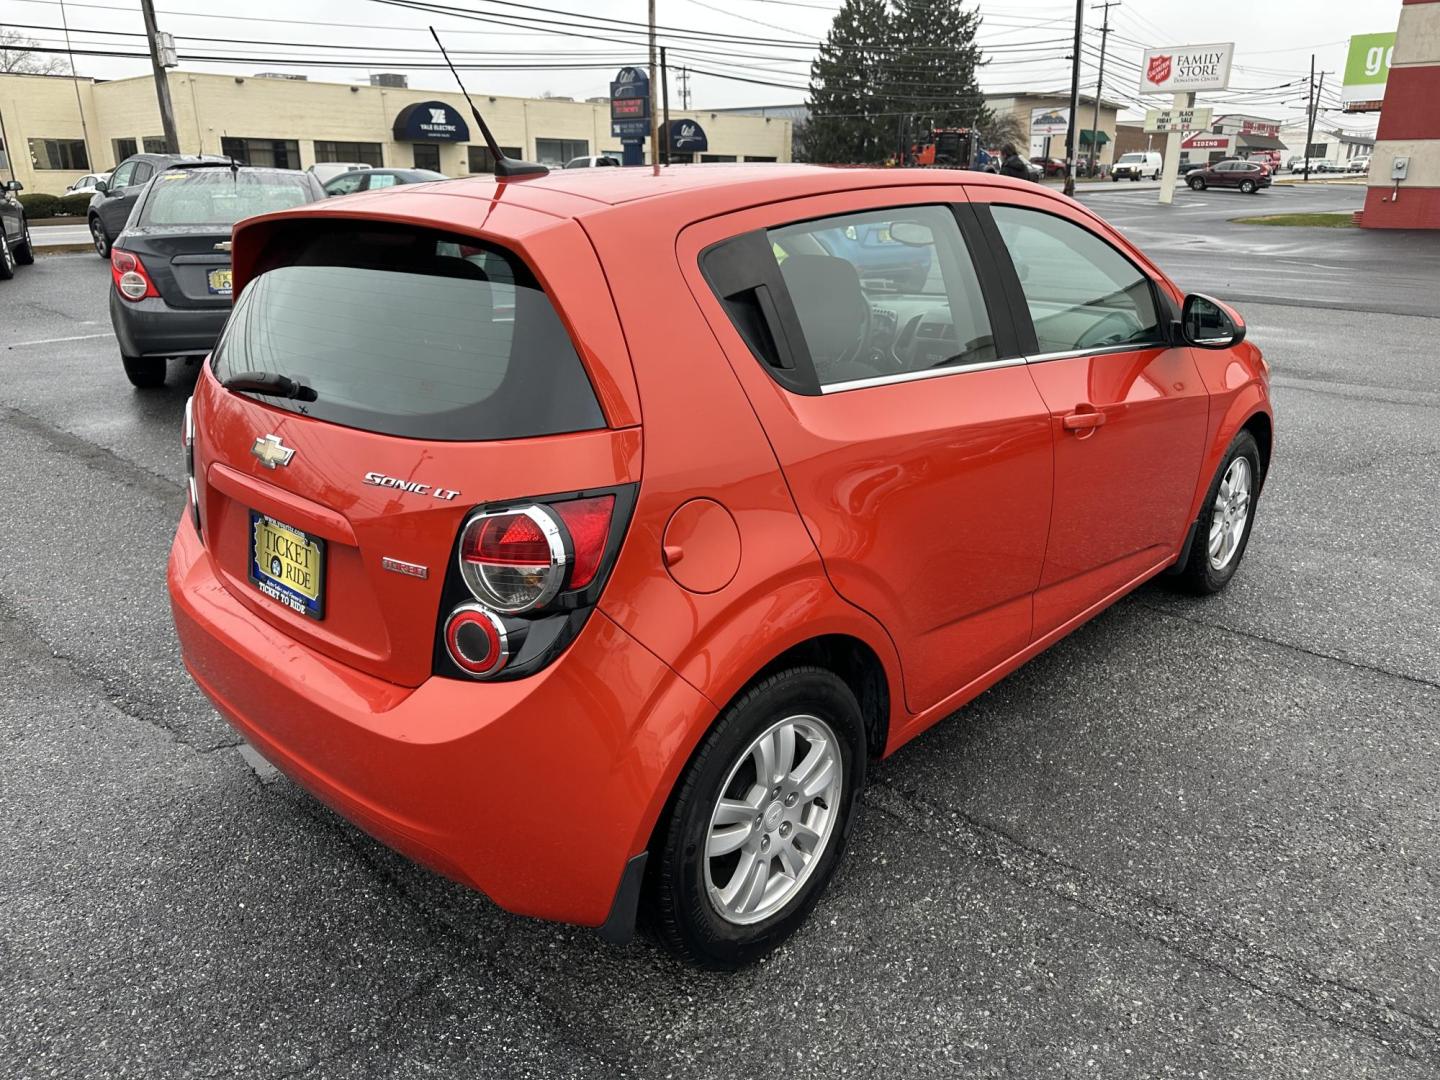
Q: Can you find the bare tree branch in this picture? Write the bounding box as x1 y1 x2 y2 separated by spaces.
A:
0 31 70 76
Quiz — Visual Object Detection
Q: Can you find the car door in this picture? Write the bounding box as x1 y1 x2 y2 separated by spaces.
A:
101 160 154 235
0 189 18 242
969 190 1209 636
681 188 1054 713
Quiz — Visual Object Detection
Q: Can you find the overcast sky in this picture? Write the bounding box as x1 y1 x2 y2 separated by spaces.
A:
5 0 1398 132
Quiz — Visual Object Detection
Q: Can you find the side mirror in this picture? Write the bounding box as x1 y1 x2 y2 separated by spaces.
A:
94 179 109 195
2 180 21 193
1182 293 1246 349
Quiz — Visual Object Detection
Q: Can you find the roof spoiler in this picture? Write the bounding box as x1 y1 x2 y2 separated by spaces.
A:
430 27 548 181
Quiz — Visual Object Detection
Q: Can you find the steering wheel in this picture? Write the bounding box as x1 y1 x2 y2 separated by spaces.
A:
1074 311 1142 350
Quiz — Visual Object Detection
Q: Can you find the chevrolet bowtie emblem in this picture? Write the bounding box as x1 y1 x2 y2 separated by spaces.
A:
251 434 295 469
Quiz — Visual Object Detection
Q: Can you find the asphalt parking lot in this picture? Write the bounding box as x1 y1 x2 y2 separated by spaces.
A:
3 181 1438 1079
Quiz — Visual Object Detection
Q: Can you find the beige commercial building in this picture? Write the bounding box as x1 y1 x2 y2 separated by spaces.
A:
986 91 1125 166
0 70 793 194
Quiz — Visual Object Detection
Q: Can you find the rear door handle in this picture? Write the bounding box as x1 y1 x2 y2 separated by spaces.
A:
1062 407 1107 432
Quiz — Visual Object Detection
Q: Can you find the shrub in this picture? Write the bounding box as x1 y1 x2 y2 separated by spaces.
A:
57 192 94 217
18 192 60 219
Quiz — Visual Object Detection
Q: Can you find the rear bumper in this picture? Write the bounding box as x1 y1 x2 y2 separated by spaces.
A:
167 515 712 928
110 289 229 358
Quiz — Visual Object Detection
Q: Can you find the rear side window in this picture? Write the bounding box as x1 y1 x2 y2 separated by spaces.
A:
990 206 1163 355
212 224 604 441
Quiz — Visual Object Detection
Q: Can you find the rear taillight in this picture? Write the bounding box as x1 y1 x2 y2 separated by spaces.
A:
111 248 158 301
459 505 569 614
443 603 509 678
182 396 200 534
436 487 633 682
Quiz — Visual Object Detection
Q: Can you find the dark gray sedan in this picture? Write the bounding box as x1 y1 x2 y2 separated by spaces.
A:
322 167 446 196
109 163 324 388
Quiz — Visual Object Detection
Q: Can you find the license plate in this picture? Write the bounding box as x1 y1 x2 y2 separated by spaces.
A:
207 268 233 296
249 511 325 619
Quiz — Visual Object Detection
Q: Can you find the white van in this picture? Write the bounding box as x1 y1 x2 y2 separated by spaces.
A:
1112 151 1163 181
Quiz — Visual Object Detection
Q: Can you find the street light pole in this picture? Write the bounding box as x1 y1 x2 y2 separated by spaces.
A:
1063 0 1084 197
1088 1 1119 179
139 0 179 154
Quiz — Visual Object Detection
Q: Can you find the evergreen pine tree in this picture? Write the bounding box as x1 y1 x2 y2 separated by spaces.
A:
889 0 990 133
801 0 995 165
799 0 895 164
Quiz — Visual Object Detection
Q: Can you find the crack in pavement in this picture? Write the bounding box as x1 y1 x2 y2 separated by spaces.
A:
1136 602 1440 692
0 403 184 502
0 592 237 754
864 780 1440 1066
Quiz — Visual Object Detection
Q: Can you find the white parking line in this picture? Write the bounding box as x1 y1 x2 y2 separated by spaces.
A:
2 332 113 349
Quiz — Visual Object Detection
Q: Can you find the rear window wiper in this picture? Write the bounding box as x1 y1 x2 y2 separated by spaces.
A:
222 371 318 403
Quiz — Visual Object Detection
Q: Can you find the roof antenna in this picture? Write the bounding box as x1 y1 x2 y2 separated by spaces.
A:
429 26 548 181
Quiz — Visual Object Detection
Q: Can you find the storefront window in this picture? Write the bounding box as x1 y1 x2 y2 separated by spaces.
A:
413 143 441 171
29 138 89 170
221 137 302 169
112 138 138 163
744 155 777 163
468 145 523 173
701 154 738 163
314 141 384 167
0 137 8 174
535 138 589 165
142 136 169 154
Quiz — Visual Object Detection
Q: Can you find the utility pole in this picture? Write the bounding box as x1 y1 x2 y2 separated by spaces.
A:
1088 1 1119 179
58 0 94 171
648 0 659 174
1303 54 1315 182
679 66 691 110
660 46 670 166
139 0 180 154
1063 0 1084 196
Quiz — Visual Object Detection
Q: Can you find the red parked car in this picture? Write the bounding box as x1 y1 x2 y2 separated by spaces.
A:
168 164 1273 968
1187 158 1273 193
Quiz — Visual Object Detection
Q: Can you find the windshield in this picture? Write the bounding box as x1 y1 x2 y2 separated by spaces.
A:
141 170 314 227
1119 154 1146 164
212 224 604 441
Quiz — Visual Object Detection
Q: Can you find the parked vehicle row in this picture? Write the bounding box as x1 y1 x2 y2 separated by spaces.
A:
0 179 36 281
163 162 1273 969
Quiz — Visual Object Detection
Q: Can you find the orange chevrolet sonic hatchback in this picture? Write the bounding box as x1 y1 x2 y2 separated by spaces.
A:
168 164 1273 967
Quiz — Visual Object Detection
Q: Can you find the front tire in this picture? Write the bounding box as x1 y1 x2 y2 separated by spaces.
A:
0 235 14 280
1240 179 1257 194
90 216 111 259
1170 430 1262 595
122 354 166 388
1189 176 1206 190
650 667 865 969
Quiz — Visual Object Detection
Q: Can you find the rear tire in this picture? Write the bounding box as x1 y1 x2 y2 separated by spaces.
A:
122 355 166 389
13 223 34 265
649 667 866 969
1188 176 1206 191
90 216 111 259
0 235 14 280
1169 430 1262 596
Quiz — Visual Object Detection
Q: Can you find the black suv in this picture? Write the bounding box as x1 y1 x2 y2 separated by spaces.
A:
87 153 227 258
0 179 35 280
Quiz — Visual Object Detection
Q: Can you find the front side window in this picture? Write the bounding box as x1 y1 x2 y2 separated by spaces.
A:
213 224 604 441
109 161 137 189
991 205 1163 355
765 204 995 387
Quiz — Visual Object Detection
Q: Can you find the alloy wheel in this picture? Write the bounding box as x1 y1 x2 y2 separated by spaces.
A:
91 219 107 257
1208 457 1252 570
704 713 843 926
1 237 12 273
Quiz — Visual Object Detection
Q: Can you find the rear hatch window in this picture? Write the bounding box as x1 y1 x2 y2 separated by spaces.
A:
212 224 604 440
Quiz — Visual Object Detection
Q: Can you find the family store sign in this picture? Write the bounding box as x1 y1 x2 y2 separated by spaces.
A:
1139 43 1234 94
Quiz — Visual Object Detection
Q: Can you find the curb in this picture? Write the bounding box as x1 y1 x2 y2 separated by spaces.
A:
38 244 98 255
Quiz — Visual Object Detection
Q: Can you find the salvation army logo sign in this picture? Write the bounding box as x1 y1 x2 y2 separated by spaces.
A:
1146 54 1173 86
